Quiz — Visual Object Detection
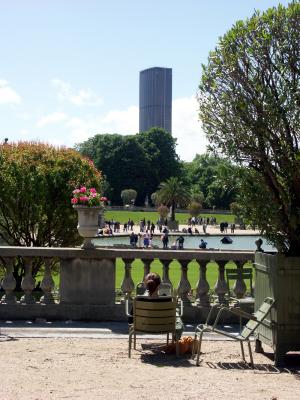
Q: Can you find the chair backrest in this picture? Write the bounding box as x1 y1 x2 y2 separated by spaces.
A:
226 267 253 296
240 297 275 339
158 282 173 296
133 296 176 333
136 282 146 296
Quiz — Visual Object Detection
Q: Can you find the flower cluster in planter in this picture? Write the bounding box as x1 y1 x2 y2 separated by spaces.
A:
71 186 107 207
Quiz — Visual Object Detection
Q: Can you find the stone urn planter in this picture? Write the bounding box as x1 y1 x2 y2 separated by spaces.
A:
73 205 103 249
254 252 300 366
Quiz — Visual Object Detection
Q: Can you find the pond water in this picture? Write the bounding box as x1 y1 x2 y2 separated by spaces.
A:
93 234 275 252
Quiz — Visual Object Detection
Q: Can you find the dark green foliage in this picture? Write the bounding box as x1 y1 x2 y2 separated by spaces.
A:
121 189 137 206
76 128 180 205
184 154 239 209
155 177 190 221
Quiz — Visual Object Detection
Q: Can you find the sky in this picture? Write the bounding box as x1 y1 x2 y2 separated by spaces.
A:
0 0 291 161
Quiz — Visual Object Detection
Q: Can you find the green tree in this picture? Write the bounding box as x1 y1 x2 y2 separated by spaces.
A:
155 177 190 221
0 142 102 285
76 128 181 206
157 205 169 222
137 127 181 199
188 201 202 218
198 2 300 255
76 134 149 204
184 154 238 209
121 189 137 206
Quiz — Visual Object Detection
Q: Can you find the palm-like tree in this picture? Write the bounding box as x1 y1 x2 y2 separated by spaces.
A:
155 177 190 221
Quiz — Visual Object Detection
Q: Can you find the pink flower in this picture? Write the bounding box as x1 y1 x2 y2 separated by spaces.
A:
71 197 78 204
89 188 97 194
101 197 107 202
79 196 89 202
72 189 80 194
80 186 87 193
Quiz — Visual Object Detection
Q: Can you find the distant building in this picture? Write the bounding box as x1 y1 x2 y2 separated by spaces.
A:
139 67 172 134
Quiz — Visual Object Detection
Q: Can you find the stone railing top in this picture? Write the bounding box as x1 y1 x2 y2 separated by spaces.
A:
0 246 254 262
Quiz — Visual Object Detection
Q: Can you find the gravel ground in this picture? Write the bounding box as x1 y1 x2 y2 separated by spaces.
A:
1 337 299 400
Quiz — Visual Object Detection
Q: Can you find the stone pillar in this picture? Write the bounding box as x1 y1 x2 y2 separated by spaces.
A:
1 257 17 304
20 258 36 304
40 258 55 304
162 260 172 287
195 262 210 306
141 259 152 280
60 257 115 305
233 262 247 298
214 261 228 304
177 260 191 304
120 258 135 299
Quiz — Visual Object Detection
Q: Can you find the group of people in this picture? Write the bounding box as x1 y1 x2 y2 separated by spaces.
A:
219 221 236 233
129 231 155 248
188 216 217 226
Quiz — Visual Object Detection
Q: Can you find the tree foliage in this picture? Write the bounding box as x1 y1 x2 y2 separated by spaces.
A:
121 189 137 206
0 142 103 287
188 201 202 218
184 154 239 209
157 205 169 221
198 2 300 255
0 142 102 247
75 128 180 205
155 177 190 221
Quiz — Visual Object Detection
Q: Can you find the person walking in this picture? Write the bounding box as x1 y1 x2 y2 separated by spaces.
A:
176 235 185 250
162 232 169 249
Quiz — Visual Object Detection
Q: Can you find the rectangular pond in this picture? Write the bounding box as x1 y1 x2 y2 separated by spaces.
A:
93 234 275 252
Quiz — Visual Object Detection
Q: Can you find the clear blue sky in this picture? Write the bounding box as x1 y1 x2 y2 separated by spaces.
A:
0 0 291 160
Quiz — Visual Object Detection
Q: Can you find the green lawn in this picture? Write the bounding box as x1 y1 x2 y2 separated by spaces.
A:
104 210 235 225
34 259 253 294
115 259 253 291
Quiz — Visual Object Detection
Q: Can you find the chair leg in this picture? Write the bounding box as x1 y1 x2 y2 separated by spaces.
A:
134 332 136 349
247 340 254 366
167 332 169 345
191 330 198 360
129 331 133 358
195 331 203 366
240 341 245 362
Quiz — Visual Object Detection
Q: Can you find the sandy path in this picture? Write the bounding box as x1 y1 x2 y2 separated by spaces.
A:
1 337 299 400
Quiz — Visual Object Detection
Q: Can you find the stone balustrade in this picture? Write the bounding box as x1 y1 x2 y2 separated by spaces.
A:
0 246 254 322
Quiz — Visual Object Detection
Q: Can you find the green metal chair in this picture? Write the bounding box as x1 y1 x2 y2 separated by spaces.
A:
192 297 275 366
126 296 183 358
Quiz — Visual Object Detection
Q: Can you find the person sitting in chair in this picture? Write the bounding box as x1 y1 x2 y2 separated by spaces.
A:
144 272 161 297
129 273 184 339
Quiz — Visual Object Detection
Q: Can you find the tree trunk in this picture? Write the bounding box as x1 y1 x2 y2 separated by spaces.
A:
171 201 175 221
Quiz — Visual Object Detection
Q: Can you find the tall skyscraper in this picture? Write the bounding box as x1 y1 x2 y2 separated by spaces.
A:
139 67 172 133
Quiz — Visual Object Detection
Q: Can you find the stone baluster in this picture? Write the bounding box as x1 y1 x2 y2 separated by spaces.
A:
1 257 17 304
195 261 210 306
161 260 172 287
141 259 153 280
20 258 36 304
232 261 247 299
177 260 191 304
214 261 228 304
120 258 135 299
40 258 55 304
